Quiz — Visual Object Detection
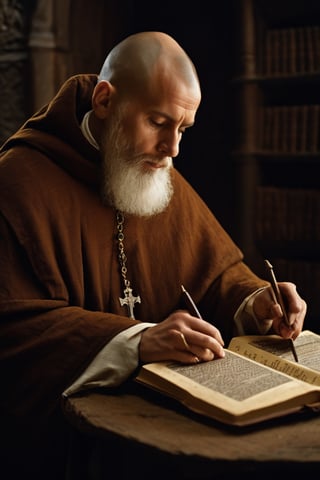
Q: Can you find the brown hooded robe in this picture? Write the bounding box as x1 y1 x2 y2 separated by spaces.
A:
0 74 268 477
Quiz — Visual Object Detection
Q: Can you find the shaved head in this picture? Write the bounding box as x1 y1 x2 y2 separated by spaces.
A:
98 31 201 101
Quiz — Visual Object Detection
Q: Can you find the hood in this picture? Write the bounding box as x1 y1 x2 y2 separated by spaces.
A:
0 74 102 188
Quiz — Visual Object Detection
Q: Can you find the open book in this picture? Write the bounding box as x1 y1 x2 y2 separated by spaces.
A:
135 330 320 426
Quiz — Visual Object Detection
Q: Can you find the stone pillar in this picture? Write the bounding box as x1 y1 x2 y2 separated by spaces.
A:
28 0 56 112
0 0 29 144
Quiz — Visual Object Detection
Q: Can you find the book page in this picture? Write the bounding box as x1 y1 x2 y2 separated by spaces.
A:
229 330 320 386
249 331 320 369
169 350 290 401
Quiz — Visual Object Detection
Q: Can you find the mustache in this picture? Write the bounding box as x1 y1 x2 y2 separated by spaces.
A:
133 154 173 168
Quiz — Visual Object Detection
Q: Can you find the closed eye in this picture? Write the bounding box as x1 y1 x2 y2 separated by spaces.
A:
149 118 166 128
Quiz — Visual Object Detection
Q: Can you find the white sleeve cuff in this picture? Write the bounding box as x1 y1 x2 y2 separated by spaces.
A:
234 287 271 335
62 322 155 397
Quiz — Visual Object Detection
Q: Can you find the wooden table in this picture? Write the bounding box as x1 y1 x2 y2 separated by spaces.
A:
63 382 320 479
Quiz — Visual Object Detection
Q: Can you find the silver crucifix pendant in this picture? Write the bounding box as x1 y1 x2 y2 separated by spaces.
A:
119 285 141 319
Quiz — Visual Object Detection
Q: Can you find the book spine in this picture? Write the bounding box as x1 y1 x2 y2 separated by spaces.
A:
263 25 320 76
255 187 320 244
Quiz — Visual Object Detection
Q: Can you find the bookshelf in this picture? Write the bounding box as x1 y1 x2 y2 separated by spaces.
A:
231 0 320 331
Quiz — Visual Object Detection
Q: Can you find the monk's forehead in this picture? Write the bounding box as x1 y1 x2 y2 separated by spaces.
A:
139 54 201 105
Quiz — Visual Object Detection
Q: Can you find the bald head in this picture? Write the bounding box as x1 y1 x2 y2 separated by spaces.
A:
98 31 201 101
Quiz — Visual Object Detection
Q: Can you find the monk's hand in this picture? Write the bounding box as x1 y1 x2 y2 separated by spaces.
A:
253 282 306 339
139 310 225 365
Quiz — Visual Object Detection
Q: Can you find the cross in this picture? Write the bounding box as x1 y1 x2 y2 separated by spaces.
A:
119 285 141 319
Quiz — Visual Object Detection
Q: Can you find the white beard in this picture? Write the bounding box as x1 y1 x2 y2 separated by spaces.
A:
100 109 173 217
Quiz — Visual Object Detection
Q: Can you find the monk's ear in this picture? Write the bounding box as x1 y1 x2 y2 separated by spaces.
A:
92 80 115 119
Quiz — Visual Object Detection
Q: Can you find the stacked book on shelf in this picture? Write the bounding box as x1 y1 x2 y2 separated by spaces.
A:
232 1 320 333
260 104 319 153
255 186 320 245
264 25 320 76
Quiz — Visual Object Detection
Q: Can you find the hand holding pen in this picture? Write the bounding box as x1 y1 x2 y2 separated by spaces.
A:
139 285 225 364
180 285 225 359
179 285 202 354
264 259 299 362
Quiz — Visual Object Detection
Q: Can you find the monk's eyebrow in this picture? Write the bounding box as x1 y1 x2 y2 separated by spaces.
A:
150 110 195 128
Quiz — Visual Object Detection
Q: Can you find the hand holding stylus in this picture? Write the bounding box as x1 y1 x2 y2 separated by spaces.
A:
264 259 299 362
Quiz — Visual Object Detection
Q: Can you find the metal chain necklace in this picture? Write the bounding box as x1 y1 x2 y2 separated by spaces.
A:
116 210 141 319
